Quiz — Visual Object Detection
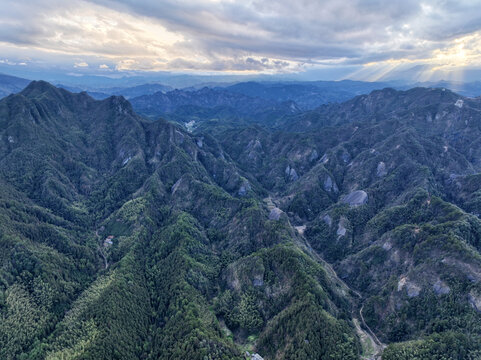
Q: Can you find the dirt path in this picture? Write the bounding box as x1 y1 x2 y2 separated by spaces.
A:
98 247 108 269
359 303 384 352
95 230 109 269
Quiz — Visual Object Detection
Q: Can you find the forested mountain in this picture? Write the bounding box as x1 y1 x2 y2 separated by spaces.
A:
1 81 481 360
57 83 173 100
201 86 481 359
0 81 359 360
128 81 397 125
223 80 394 110
130 86 300 123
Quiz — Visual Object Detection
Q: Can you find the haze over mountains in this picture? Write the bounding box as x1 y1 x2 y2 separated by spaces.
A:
0 76 481 360
0 74 31 99
3 72 481 110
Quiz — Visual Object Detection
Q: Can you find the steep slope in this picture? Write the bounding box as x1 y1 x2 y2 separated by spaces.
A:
200 87 481 359
0 82 361 360
5 81 481 359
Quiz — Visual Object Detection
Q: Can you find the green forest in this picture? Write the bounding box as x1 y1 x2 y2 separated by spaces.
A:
1 81 481 359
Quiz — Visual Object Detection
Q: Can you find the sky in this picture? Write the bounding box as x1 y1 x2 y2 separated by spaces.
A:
1 0 481 82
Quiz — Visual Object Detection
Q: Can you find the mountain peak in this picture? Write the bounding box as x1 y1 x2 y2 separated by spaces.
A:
20 80 65 98
102 94 135 115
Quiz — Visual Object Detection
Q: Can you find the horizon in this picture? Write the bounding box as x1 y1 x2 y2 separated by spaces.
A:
5 70 481 93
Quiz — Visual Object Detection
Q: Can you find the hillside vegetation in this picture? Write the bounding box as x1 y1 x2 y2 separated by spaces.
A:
1 81 481 359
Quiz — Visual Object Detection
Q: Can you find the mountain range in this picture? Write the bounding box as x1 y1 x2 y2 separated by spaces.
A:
0 80 481 359
0 74 31 99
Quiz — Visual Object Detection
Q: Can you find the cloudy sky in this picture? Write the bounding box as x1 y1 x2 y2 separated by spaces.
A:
1 0 481 81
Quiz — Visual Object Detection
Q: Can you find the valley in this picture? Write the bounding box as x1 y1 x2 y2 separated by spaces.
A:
0 81 481 359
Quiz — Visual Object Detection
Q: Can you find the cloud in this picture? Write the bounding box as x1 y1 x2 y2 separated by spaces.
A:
74 62 89 68
0 0 481 78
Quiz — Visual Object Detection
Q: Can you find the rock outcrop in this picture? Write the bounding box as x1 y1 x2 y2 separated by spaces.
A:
269 207 283 221
376 161 387 177
323 175 338 193
322 214 333 227
342 190 368 207
433 280 450 295
285 165 299 181
238 180 252 196
469 291 481 312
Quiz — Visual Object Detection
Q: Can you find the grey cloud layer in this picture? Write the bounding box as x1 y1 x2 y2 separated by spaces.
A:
89 0 481 63
1 0 481 73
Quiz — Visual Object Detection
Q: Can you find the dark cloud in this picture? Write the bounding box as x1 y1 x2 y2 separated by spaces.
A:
1 0 481 75
85 0 413 60
86 0 477 63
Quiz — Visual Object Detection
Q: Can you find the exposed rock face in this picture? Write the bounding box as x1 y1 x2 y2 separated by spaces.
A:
285 165 299 181
376 161 387 177
269 207 283 221
247 139 263 151
322 214 332 227
246 139 264 163
455 99 464 108
186 120 196 132
407 284 421 297
342 190 368 207
398 276 421 297
469 291 481 312
323 176 338 193
238 180 252 196
174 130 185 144
295 225 306 235
433 280 450 295
341 152 351 164
324 176 333 192
320 153 329 164
246 352 264 360
122 156 131 166
171 177 183 195
382 241 392 251
290 168 299 181
252 278 264 287
337 223 346 237
309 149 319 162
336 216 348 237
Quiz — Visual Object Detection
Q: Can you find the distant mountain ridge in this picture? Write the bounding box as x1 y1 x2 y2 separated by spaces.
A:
0 73 30 99
129 86 301 121
57 82 173 100
223 80 394 110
